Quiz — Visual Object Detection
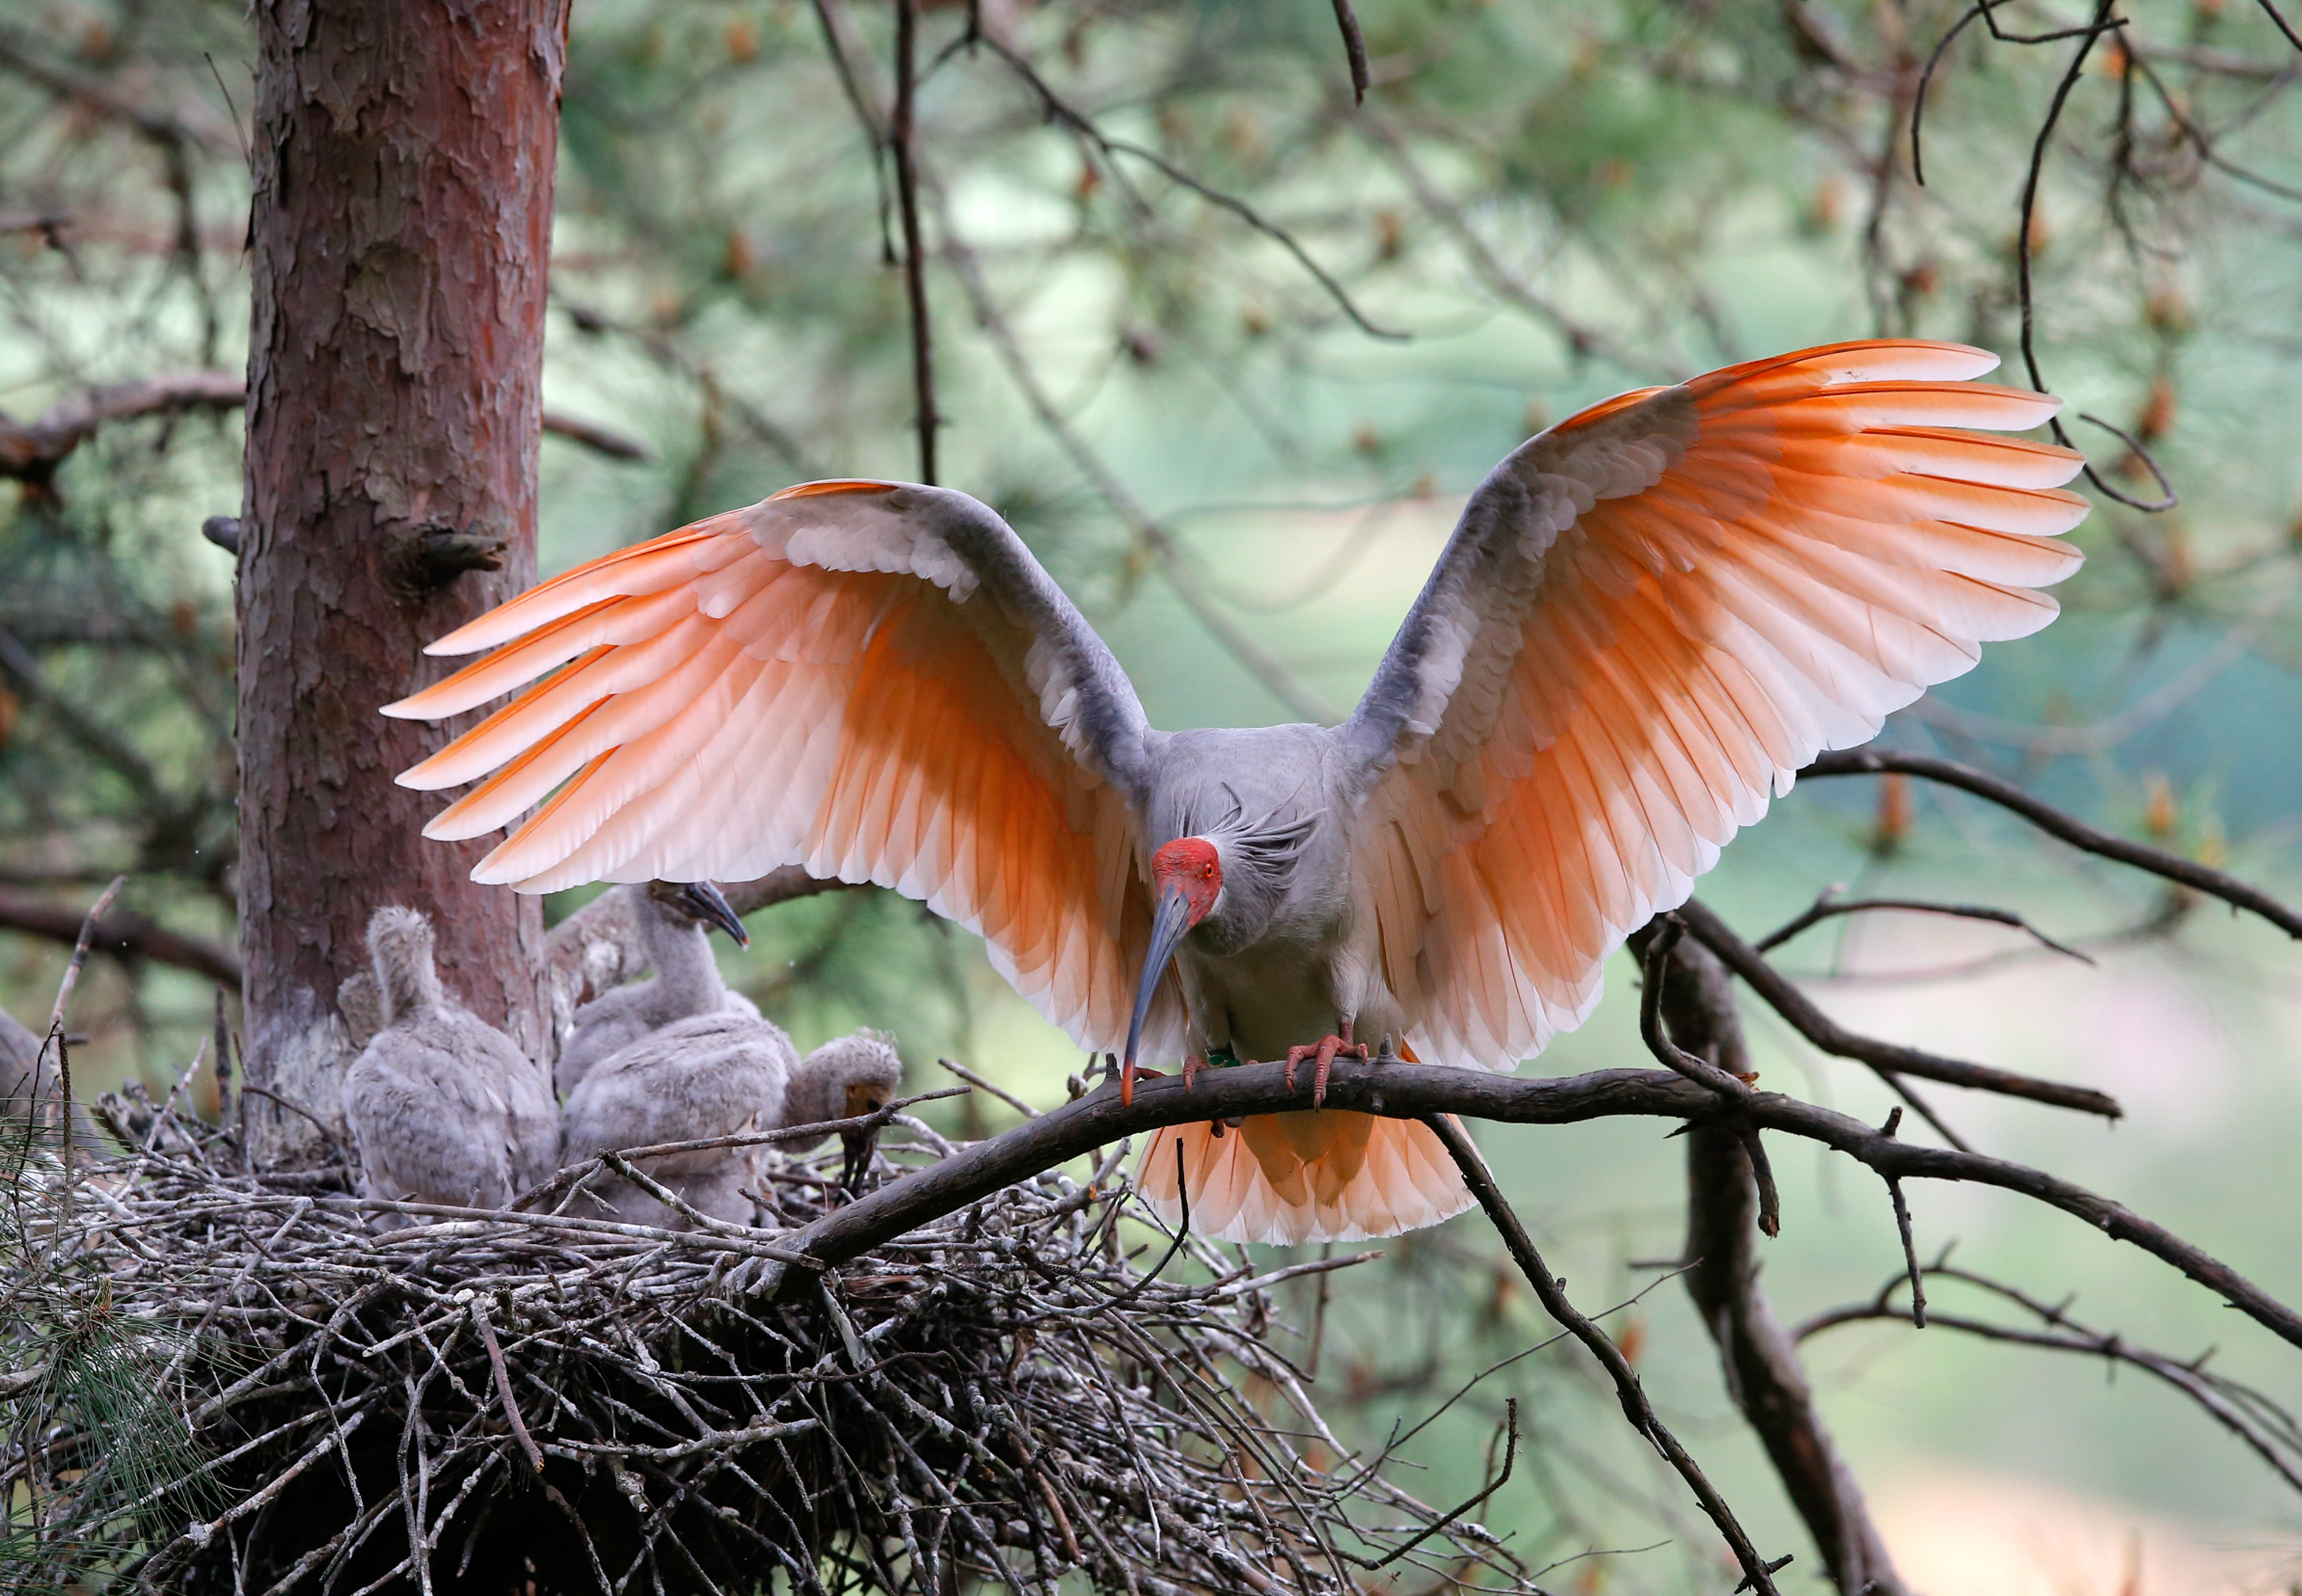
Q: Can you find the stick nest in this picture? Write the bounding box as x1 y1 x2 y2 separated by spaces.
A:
5 1095 1541 1596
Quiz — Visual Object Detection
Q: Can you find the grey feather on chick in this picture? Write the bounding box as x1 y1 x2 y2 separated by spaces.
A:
341 908 558 1221
559 1009 797 1230
556 881 757 1098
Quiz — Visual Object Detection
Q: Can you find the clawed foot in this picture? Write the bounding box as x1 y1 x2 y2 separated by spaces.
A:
1281 1027 1370 1108
1117 1062 1163 1106
1182 1054 1207 1092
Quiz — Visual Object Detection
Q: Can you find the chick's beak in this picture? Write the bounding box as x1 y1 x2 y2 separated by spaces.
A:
1119 882 1195 1107
838 1126 875 1197
678 880 750 947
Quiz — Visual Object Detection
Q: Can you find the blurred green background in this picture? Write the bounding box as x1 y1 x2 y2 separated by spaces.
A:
5 1 2300 1588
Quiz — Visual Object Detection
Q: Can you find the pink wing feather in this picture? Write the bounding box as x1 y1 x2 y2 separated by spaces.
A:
384 481 1176 1058
1346 339 2089 1070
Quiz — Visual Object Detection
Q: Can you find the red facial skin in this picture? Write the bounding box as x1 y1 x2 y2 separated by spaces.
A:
1151 837 1222 925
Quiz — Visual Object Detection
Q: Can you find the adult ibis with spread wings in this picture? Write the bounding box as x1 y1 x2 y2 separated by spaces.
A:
385 340 2089 1245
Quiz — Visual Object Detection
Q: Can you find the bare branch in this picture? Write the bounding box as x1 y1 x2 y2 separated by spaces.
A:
0 371 242 483
0 889 241 988
761 1054 2302 1354
0 370 648 484
1649 928 1913 1595
1675 897 2120 1120
1422 1112 1789 1594
1800 749 2302 939
1756 885 2093 964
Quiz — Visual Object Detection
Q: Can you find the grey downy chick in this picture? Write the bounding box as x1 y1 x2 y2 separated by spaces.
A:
780 1030 903 1195
556 880 755 1098
559 1009 798 1231
342 908 558 1218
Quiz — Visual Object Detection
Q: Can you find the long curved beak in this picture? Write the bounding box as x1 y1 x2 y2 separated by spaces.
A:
1120 884 1193 1107
676 880 750 948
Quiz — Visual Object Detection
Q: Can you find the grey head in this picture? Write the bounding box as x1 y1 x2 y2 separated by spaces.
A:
367 905 446 1023
1143 731 1342 956
787 1030 903 1194
641 879 750 947
635 881 751 1015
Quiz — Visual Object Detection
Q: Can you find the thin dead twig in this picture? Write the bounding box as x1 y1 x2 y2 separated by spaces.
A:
891 0 938 483
1801 749 2302 938
1756 885 2092 964
1675 897 2118 1122
1420 1113 1789 1595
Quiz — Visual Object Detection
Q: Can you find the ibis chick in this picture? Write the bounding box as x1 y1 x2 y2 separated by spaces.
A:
559 1010 797 1230
782 1030 903 1195
557 879 756 1097
342 908 557 1217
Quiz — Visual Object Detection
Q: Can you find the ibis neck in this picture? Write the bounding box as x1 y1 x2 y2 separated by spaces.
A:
640 908 724 1019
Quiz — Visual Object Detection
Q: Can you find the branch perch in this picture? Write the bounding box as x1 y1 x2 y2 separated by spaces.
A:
762 1056 2302 1353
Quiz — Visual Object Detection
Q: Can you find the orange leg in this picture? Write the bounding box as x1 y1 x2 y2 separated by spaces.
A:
1281 1021 1370 1109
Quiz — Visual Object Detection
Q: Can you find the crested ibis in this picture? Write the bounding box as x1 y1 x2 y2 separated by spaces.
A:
384 341 2088 1244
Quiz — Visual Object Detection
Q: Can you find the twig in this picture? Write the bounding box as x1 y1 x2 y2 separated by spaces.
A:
1637 921 1777 1235
1800 750 2302 938
1756 886 2092 964
1878 1110 1928 1328
891 0 938 483
1355 109 1636 367
1329 1 1371 104
1098 1136 1189 1309
1359 1400 1517 1569
536 411 654 463
1800 1262 2302 1498
1676 897 2119 1120
934 1057 1038 1118
43 874 125 1044
1420 1114 1786 1594
468 1296 543 1474
2256 0 2302 54
236 1083 355 1171
961 34 1406 341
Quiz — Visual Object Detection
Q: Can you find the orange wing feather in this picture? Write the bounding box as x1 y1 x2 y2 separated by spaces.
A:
385 483 1175 1057
1350 339 2089 1070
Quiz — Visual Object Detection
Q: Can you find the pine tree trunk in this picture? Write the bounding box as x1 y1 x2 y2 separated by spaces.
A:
237 0 569 1161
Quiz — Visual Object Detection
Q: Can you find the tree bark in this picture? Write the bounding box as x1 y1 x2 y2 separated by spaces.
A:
238 0 569 1160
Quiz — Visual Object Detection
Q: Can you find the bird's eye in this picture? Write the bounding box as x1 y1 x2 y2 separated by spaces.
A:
1202 862 1215 879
